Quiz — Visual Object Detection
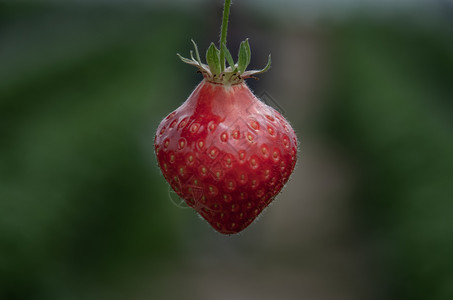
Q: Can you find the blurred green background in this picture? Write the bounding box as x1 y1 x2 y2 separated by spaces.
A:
1 0 453 299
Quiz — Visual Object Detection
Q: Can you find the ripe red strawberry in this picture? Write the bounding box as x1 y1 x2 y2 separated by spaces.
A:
155 80 297 234
154 0 298 234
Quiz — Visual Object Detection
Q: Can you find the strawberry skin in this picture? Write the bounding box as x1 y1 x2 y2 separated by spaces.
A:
154 80 298 234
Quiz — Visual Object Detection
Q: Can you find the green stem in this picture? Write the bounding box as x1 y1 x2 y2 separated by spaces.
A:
219 0 232 73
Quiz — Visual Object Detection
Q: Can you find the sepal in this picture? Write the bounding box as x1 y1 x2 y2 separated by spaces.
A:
177 39 271 84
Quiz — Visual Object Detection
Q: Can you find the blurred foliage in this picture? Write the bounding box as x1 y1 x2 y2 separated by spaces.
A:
0 4 201 299
326 19 453 300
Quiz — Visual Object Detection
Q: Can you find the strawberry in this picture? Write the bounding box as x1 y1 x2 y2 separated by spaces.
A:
154 0 298 234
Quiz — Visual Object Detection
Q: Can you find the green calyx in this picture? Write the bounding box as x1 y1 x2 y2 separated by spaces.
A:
177 39 271 85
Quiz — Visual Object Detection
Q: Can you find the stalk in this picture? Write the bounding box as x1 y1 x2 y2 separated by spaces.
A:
177 0 271 84
219 0 232 73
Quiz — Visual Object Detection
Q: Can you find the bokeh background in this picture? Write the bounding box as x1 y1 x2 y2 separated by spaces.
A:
1 0 453 299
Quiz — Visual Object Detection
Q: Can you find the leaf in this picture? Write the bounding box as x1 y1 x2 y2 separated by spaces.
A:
177 53 195 65
177 53 211 76
242 54 272 78
191 39 202 65
237 41 249 73
244 38 251 66
206 43 221 75
221 43 235 69
259 54 272 73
